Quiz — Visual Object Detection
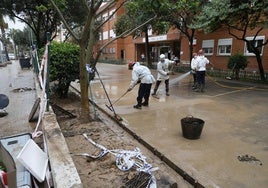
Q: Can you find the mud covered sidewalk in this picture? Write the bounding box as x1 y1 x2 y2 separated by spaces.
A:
71 63 268 188
1 61 268 187
51 93 192 187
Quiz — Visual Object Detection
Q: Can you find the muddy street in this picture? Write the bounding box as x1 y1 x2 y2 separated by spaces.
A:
1 61 268 187
71 63 268 187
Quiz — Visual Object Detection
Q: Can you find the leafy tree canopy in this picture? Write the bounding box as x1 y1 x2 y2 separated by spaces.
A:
0 0 87 48
192 0 268 81
114 0 169 37
192 0 268 33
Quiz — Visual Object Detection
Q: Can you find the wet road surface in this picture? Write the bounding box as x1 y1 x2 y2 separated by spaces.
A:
72 63 268 187
2 61 267 187
0 61 36 138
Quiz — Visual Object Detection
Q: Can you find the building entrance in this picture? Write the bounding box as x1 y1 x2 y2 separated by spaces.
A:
151 45 171 62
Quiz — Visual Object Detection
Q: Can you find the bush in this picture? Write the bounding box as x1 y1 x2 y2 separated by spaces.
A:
227 53 248 80
39 42 80 98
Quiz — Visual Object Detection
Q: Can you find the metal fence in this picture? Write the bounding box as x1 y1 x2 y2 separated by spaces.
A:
207 69 268 83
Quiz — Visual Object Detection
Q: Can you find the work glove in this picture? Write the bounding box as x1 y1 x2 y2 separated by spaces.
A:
127 88 132 92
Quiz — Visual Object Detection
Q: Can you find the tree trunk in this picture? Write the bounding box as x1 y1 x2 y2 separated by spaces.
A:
79 44 90 121
145 31 152 67
0 27 9 62
255 52 265 81
247 41 265 81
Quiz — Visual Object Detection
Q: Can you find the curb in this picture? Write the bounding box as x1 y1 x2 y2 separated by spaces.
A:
34 74 83 187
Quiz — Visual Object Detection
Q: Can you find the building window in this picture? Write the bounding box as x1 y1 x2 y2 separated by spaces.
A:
202 40 214 55
218 38 232 56
102 48 106 54
148 25 152 36
244 36 265 56
110 29 116 38
96 16 102 22
103 31 108 40
102 13 108 21
109 9 116 19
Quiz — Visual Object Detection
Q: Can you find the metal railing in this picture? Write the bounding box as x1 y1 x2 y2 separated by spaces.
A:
207 69 268 83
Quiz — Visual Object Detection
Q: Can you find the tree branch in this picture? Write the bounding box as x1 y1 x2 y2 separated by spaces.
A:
93 14 157 67
49 0 80 42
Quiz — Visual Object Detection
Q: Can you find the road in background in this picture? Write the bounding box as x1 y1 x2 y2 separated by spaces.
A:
0 60 36 138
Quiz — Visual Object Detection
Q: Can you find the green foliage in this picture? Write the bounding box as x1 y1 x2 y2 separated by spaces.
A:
227 53 248 79
193 0 267 81
12 27 33 54
192 0 268 33
0 163 6 171
40 42 80 98
114 0 168 37
0 0 61 48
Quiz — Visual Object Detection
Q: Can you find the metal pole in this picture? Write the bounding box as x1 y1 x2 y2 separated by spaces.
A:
0 40 3 63
46 33 51 111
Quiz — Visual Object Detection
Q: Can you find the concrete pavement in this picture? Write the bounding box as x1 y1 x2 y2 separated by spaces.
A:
0 60 82 187
71 63 268 188
1 61 268 187
0 60 35 137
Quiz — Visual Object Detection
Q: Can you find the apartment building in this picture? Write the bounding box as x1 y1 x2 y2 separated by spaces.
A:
97 1 268 72
189 28 268 71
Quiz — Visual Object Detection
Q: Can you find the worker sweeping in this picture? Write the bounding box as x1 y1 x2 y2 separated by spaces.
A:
128 62 155 109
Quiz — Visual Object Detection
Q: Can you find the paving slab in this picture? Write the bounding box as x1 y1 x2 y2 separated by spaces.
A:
0 60 82 187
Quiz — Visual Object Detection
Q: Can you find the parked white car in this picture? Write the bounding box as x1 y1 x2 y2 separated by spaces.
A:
8 53 15 60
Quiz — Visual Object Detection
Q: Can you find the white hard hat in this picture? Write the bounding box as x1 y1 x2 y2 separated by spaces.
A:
160 54 165 59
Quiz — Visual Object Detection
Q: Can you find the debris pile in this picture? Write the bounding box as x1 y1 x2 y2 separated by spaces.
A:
72 133 158 187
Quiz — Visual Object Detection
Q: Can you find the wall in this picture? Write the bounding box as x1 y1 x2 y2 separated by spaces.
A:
192 27 268 71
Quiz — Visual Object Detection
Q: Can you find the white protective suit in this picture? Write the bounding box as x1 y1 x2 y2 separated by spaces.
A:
129 62 155 89
156 59 175 81
196 55 210 71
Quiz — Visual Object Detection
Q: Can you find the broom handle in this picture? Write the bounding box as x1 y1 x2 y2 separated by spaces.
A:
110 90 129 106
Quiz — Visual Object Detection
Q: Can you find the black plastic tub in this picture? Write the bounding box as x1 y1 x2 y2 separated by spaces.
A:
19 58 31 69
181 116 204 139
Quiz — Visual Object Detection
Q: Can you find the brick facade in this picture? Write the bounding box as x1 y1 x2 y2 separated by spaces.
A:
96 1 268 72
191 28 268 71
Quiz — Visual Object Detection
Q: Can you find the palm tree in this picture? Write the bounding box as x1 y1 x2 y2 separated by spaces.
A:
0 14 10 62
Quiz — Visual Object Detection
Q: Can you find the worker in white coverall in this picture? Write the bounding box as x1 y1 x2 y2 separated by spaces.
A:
128 62 155 109
195 49 213 92
191 52 198 90
152 54 175 96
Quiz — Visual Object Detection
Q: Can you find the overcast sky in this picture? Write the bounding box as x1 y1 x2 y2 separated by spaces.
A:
4 17 25 31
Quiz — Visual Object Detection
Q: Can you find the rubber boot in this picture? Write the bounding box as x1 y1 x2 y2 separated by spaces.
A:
151 89 157 96
166 89 170 96
142 101 149 107
133 103 142 109
200 84 205 92
194 84 200 92
166 91 170 96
